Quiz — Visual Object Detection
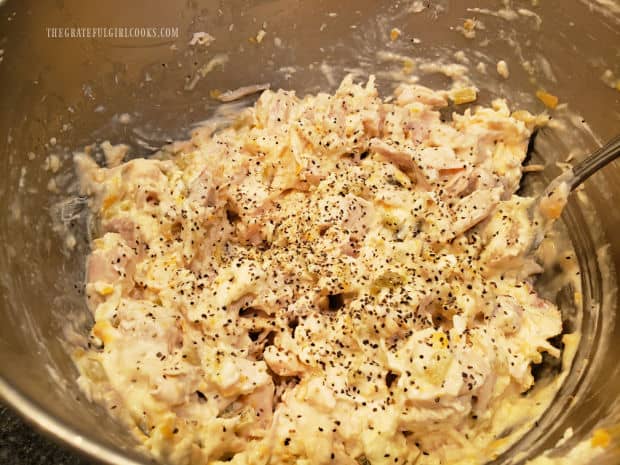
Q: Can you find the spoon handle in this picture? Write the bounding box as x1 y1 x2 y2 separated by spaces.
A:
570 134 620 190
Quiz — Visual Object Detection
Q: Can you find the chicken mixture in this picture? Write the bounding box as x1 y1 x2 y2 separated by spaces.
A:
74 76 564 465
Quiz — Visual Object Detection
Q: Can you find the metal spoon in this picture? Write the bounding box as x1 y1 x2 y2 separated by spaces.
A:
565 133 620 191
537 133 620 205
529 134 620 251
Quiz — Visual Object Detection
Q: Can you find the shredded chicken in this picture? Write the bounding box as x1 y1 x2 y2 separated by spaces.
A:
74 75 564 465
216 84 271 102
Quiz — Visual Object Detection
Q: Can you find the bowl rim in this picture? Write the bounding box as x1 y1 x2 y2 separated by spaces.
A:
0 375 147 465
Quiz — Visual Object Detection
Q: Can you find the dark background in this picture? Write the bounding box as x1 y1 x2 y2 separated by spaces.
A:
0 405 90 465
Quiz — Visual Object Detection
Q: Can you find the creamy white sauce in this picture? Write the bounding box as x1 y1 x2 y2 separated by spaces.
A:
73 75 574 465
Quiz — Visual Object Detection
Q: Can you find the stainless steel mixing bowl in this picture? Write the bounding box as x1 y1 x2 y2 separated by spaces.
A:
0 1 619 464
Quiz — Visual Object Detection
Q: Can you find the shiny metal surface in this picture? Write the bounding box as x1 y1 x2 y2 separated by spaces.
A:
570 134 620 190
0 1 618 464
